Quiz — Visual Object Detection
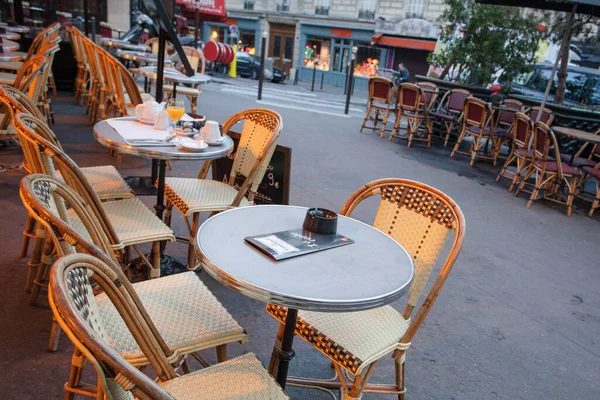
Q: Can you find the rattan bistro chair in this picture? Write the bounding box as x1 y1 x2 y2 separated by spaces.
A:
163 46 206 114
20 175 249 397
49 252 288 400
515 122 580 216
527 106 554 126
267 178 465 400
496 112 534 191
428 88 470 146
390 83 429 147
359 77 395 137
450 97 500 166
580 164 600 217
163 109 282 267
14 114 173 279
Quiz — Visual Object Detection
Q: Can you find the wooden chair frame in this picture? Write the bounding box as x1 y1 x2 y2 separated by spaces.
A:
429 88 470 146
496 112 534 192
359 77 395 137
527 106 555 126
163 46 206 114
450 97 498 166
267 178 465 400
389 83 428 147
515 122 580 216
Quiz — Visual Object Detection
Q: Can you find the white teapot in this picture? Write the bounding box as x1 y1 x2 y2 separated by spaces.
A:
135 100 163 122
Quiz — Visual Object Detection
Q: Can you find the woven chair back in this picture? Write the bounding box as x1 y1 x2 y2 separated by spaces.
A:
176 46 206 74
416 81 439 111
145 37 174 56
368 77 394 105
446 89 470 113
48 253 180 400
13 55 47 100
340 179 465 343
528 106 554 126
531 121 553 166
113 56 144 108
222 109 283 202
13 114 122 248
497 99 523 126
512 112 532 151
463 97 489 129
397 83 421 111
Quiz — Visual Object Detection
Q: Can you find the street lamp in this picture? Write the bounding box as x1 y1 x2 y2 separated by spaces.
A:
345 46 358 115
258 30 268 101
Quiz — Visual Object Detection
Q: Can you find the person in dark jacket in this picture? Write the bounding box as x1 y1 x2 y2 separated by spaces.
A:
395 63 410 86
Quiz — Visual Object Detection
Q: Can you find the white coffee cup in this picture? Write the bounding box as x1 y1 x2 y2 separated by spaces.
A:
135 100 160 121
200 121 221 142
154 110 171 130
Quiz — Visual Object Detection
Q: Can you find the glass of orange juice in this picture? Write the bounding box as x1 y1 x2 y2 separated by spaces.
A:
167 99 185 134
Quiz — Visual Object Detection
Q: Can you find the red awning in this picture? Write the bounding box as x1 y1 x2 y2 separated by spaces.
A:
177 0 227 22
372 35 436 52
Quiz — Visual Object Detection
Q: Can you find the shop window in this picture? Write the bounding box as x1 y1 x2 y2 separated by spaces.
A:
277 0 290 12
273 36 282 59
359 0 377 20
238 30 256 54
354 44 382 77
284 37 293 60
244 0 255 10
407 0 425 19
315 0 331 16
303 37 331 71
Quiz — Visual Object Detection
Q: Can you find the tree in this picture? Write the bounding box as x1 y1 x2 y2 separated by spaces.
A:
543 11 598 104
429 0 542 89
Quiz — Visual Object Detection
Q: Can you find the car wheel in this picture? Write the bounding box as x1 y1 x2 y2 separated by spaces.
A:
251 68 258 80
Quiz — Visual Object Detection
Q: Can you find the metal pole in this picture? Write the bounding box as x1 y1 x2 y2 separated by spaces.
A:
194 8 200 49
84 0 89 36
343 63 349 95
311 64 317 92
345 47 357 115
14 0 24 25
258 32 267 101
293 68 298 85
320 70 324 91
155 28 167 102
90 16 96 43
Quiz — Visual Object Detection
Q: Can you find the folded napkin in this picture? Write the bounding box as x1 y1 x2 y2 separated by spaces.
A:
106 118 174 146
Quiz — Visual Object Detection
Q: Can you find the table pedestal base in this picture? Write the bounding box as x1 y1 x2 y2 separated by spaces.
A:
124 176 158 196
276 308 298 389
128 253 188 279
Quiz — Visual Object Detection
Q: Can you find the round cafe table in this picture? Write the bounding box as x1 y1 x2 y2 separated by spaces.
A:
0 39 20 52
0 23 30 33
0 51 27 62
195 205 414 388
553 126 600 165
0 31 20 41
139 66 211 99
99 37 150 52
116 50 172 65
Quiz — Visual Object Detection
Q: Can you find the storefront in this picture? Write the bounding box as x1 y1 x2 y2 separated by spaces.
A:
202 16 260 53
297 22 381 90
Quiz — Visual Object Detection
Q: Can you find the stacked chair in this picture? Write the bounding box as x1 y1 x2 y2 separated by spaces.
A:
428 88 470 147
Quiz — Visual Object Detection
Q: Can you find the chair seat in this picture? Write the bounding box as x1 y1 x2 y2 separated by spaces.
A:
101 198 174 245
0 71 16 85
515 148 534 158
160 353 289 399
164 178 251 216
163 84 201 96
399 110 422 119
79 165 134 200
583 166 600 179
96 271 247 365
429 111 459 121
267 304 409 376
466 126 500 136
534 161 580 175
559 153 597 168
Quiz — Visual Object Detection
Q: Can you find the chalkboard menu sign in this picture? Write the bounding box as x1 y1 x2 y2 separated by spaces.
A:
211 131 291 205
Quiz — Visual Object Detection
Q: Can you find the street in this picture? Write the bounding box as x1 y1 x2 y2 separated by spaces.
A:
0 78 598 399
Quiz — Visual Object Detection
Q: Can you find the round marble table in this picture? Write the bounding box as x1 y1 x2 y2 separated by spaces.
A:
99 37 150 52
116 50 172 65
195 205 414 388
139 66 211 99
0 51 27 62
0 24 30 33
553 126 600 165
0 39 20 52
0 31 20 41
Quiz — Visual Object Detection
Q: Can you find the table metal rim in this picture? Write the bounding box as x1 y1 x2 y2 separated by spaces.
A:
93 118 234 161
195 204 415 312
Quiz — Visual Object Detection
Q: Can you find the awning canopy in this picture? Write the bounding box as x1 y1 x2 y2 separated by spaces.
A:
372 34 436 51
177 0 227 22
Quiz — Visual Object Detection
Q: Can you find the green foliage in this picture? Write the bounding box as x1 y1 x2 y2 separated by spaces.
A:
430 0 542 88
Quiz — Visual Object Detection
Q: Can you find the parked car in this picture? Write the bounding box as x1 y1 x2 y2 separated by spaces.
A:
506 63 600 108
235 52 286 83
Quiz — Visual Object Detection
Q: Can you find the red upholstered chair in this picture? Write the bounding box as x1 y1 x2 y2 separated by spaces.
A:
360 77 395 137
428 88 470 146
494 99 524 158
496 112 534 191
389 83 428 147
450 97 500 166
515 122 580 216
527 106 554 126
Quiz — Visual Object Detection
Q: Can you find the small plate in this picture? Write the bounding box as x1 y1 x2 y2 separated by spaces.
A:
178 138 208 152
203 136 226 146
136 116 155 125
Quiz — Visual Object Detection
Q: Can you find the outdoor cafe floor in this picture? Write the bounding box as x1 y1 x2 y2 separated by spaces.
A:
0 86 598 399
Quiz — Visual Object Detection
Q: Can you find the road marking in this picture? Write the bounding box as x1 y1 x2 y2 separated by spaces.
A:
256 100 353 117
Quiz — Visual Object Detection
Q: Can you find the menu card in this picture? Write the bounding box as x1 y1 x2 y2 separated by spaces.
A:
245 229 354 261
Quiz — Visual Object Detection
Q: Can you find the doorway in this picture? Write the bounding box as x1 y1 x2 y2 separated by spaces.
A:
269 23 295 76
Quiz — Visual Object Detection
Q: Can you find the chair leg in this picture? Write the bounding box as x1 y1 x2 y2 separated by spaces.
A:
379 109 391 138
444 122 454 147
216 344 227 363
566 176 578 217
268 322 285 377
151 242 161 279
527 176 543 209
21 214 37 258
395 354 406 400
187 213 201 268
29 235 54 305
360 104 371 133
64 348 87 399
589 180 600 217
49 316 62 352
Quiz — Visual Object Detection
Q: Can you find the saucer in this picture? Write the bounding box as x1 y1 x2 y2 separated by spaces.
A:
136 116 155 125
178 138 208 152
203 136 225 146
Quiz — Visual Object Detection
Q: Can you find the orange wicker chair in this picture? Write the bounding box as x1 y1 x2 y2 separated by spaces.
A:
493 99 524 159
360 77 395 137
389 83 429 147
496 112 533 191
428 88 470 146
266 178 465 400
20 174 249 397
515 122 580 216
450 97 499 166
163 46 206 114
47 251 287 399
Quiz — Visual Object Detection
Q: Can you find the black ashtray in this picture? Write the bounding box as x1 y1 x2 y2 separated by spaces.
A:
303 208 338 235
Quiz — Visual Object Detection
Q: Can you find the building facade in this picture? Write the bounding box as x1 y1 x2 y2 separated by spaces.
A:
199 0 447 88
